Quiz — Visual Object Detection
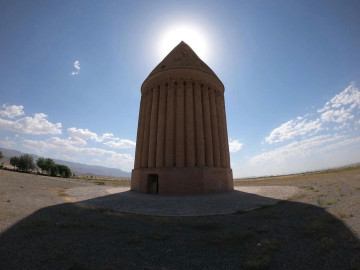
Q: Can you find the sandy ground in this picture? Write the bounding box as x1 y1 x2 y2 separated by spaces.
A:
0 168 360 269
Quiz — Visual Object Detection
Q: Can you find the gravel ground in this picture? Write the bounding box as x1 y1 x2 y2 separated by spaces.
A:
0 168 360 270
0 169 89 231
66 186 299 216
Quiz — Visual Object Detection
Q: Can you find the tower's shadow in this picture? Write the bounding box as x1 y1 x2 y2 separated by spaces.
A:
0 191 359 270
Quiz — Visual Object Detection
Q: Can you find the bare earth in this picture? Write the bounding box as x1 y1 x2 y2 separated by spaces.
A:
0 168 360 269
65 185 299 216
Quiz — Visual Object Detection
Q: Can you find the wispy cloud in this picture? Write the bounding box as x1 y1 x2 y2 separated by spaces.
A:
251 135 343 164
248 83 360 175
71 60 80 75
246 134 360 176
0 104 24 118
265 118 322 144
265 83 360 144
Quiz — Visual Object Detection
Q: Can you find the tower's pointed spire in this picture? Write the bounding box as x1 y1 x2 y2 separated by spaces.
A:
146 41 218 79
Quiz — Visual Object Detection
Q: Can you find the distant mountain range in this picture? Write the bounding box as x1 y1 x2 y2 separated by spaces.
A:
0 148 131 178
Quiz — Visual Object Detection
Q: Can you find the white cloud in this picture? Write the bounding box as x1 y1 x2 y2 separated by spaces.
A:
229 139 243 152
101 133 116 140
0 113 62 135
318 83 360 112
0 137 16 148
251 135 342 165
104 139 136 149
319 136 360 152
265 118 322 144
0 104 25 118
71 60 80 75
67 136 87 146
265 83 360 144
239 134 360 177
320 107 354 123
68 127 100 142
66 127 135 150
22 137 134 171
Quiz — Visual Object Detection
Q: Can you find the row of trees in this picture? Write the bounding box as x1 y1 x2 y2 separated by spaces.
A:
9 155 72 178
10 154 35 172
36 158 71 178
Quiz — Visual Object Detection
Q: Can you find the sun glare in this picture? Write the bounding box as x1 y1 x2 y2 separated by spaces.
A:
159 25 209 61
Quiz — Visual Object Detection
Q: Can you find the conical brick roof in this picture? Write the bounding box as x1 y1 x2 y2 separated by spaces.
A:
146 41 219 80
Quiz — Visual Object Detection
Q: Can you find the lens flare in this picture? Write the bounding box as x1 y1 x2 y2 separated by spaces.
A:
159 24 209 61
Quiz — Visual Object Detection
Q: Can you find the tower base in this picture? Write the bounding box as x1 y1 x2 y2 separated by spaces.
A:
131 167 233 194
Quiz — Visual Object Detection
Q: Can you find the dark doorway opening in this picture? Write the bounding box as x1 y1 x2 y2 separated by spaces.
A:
146 174 158 194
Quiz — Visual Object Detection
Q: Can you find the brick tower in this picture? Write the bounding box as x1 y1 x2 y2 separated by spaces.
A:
131 41 233 194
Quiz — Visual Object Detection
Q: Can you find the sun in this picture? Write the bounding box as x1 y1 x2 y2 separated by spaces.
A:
159 24 209 61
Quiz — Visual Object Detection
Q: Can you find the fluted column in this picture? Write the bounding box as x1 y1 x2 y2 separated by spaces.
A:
221 95 231 168
141 90 153 167
202 86 214 167
148 87 159 168
165 82 175 167
156 84 167 168
216 91 226 168
209 88 221 167
175 82 185 167
134 94 145 168
194 83 205 167
185 82 195 167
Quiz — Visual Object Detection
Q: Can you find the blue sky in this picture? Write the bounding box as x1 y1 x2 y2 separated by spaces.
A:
0 0 359 177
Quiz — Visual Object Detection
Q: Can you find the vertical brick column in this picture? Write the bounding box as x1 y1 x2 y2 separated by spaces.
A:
141 90 153 167
221 95 231 168
209 88 221 167
156 84 167 168
165 82 175 167
185 81 195 167
175 82 185 167
148 86 159 168
194 83 205 167
202 86 214 167
134 94 145 169
216 91 226 168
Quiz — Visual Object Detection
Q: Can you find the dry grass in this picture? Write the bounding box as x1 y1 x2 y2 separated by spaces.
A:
336 211 353 219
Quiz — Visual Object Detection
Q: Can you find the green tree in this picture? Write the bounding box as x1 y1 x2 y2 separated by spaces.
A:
36 158 54 175
36 158 46 174
10 156 20 170
0 151 3 160
18 154 35 172
44 158 55 175
49 163 59 177
57 164 72 178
